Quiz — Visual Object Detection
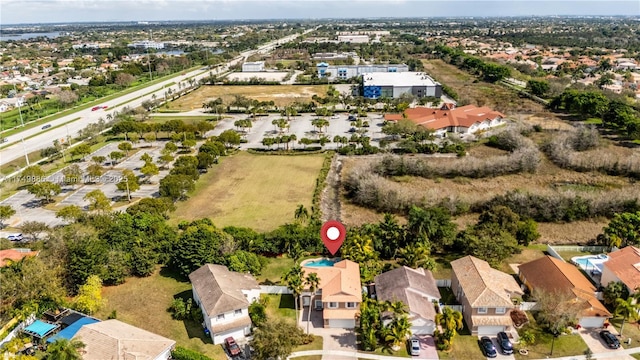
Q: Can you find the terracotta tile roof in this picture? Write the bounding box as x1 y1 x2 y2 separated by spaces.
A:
519 256 610 318
374 266 440 321
323 308 359 320
450 256 523 308
72 320 175 360
384 105 505 131
189 264 260 317
303 260 362 303
0 249 39 267
603 246 640 291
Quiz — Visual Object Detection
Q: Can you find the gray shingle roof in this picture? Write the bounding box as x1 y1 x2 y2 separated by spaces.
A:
189 264 260 317
374 266 441 321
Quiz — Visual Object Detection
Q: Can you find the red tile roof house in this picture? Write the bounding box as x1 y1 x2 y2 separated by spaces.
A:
384 104 506 138
601 246 640 294
519 255 611 328
450 256 523 336
0 249 39 267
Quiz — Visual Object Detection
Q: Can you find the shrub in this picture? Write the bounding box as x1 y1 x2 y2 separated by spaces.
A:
171 346 213 360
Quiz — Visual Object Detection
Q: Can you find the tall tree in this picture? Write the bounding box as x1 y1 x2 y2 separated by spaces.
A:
45 338 85 360
0 205 16 228
251 318 306 360
73 275 103 315
434 307 463 350
614 297 640 337
115 169 140 201
83 189 111 212
283 264 304 324
28 181 62 204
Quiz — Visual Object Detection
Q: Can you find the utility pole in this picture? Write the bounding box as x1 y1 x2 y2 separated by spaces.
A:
21 137 29 166
147 29 153 81
13 83 24 127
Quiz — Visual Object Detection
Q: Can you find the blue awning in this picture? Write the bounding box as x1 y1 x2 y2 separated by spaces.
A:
23 320 58 338
46 317 99 343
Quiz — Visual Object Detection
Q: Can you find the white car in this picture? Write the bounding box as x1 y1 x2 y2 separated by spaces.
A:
410 338 420 356
7 233 23 242
331 115 340 119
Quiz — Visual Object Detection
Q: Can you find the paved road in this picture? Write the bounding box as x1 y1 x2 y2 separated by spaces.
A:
0 30 312 170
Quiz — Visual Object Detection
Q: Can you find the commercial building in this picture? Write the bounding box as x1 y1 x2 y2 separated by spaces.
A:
128 40 165 49
362 71 442 99
337 35 370 43
242 61 265 72
316 63 408 81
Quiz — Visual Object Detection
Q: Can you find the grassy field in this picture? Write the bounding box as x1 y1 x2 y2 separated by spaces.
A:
165 84 329 109
437 335 486 360
257 255 295 285
262 294 296 322
94 267 227 359
340 142 629 244
170 152 325 232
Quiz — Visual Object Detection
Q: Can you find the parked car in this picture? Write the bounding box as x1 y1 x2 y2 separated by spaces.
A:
409 338 420 356
224 337 242 357
497 331 514 355
600 330 621 349
331 115 340 119
480 336 497 358
41 124 52 130
7 233 23 242
347 115 357 121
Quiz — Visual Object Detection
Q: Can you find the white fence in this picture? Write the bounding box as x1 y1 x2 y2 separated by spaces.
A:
0 314 35 348
519 302 538 311
436 279 451 288
260 285 292 294
548 245 609 254
546 245 566 262
441 304 463 312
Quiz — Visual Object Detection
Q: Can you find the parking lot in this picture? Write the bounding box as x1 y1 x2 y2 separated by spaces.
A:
209 113 387 150
1 142 169 229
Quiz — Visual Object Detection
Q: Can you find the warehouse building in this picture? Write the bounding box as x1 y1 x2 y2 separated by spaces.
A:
362 72 442 99
316 63 408 81
242 61 265 72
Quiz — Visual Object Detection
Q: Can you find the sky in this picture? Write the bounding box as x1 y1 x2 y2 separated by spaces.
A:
2 0 639 25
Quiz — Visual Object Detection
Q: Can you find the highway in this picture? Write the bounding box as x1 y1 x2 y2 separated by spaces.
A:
0 32 306 170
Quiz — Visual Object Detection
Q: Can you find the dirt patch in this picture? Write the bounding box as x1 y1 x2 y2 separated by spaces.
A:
166 84 329 109
320 155 342 222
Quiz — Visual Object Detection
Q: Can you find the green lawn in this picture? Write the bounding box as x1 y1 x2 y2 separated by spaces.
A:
514 333 587 359
610 317 640 346
262 294 296 322
437 335 485 360
585 118 603 125
94 267 226 359
257 255 294 285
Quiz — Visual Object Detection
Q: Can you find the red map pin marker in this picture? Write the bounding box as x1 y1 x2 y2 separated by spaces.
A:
321 220 346 255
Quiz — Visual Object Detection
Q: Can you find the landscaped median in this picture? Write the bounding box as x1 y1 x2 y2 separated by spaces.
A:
0 117 80 150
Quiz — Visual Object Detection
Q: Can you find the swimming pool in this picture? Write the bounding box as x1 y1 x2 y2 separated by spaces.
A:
571 254 608 273
303 258 336 267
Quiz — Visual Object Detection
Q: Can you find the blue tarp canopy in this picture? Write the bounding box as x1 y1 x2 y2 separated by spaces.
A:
23 320 58 338
46 316 99 343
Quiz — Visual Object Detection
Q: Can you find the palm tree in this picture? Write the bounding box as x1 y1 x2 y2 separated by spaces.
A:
385 300 409 318
435 307 463 350
397 243 436 270
46 338 85 360
614 297 640 337
304 272 320 334
294 204 309 224
385 316 412 349
283 264 304 324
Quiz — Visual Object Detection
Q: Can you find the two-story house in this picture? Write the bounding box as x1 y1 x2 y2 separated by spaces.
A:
302 259 362 328
450 256 523 336
601 246 640 295
374 266 441 335
189 264 261 344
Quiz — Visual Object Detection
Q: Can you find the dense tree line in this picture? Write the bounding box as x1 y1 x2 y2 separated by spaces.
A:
432 45 512 83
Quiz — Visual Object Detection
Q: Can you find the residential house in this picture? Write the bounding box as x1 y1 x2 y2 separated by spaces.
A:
302 259 362 328
601 246 640 294
374 266 441 335
0 248 39 267
72 319 175 360
189 264 261 344
384 104 506 137
519 255 611 328
450 256 523 335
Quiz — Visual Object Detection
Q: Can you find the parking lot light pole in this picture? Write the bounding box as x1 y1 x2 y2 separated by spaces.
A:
21 137 30 166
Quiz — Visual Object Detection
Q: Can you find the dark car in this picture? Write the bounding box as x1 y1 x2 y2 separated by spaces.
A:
224 336 242 357
480 336 497 358
497 331 514 355
600 330 621 349
42 124 52 130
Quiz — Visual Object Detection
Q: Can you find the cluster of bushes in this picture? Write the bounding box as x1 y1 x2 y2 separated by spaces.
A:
543 127 640 179
171 347 213 360
478 189 640 222
168 297 203 322
311 153 334 222
221 77 281 85
433 45 512 83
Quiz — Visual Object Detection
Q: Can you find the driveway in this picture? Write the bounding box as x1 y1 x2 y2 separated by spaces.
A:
414 334 438 359
299 307 356 360
578 327 627 355
478 336 515 360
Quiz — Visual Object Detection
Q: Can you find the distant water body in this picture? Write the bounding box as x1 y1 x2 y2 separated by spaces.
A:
0 31 62 41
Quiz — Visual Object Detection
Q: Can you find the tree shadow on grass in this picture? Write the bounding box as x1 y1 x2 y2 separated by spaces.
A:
159 265 189 282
